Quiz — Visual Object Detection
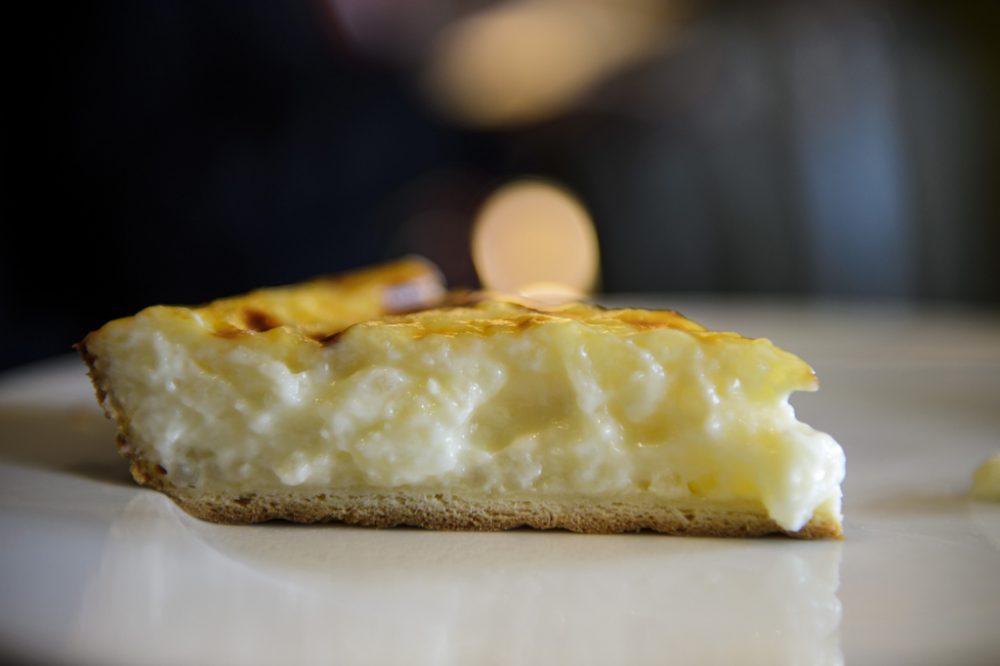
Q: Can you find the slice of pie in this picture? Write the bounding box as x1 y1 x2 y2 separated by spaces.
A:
79 259 845 537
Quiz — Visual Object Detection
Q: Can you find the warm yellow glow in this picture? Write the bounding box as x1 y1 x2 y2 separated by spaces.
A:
423 0 670 127
472 180 599 299
516 282 587 306
972 454 1000 500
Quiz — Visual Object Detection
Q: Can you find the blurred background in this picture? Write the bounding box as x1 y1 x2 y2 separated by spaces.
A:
3 0 999 370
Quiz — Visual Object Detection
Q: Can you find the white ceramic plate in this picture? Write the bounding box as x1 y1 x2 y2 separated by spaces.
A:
2 299 999 665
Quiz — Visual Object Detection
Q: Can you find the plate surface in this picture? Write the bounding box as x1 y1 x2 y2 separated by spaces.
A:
2 299 999 665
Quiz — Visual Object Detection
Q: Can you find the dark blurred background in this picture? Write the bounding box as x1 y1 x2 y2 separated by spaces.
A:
3 0 999 370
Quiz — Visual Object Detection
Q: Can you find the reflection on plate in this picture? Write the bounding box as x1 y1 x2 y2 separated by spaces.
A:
71 494 842 666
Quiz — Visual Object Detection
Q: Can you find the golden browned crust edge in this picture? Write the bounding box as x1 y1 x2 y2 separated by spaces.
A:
162 488 842 539
78 338 146 471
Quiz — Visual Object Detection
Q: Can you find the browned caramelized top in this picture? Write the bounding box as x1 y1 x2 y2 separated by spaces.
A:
88 257 750 348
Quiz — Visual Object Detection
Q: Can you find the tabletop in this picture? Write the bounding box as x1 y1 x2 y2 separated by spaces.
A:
2 298 999 666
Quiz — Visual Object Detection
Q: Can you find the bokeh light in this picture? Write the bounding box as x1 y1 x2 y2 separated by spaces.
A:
472 180 599 302
424 0 671 127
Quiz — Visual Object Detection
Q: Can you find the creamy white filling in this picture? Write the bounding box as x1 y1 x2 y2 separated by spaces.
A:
94 309 845 531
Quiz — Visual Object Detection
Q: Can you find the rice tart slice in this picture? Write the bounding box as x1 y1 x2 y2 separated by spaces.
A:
79 261 844 538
